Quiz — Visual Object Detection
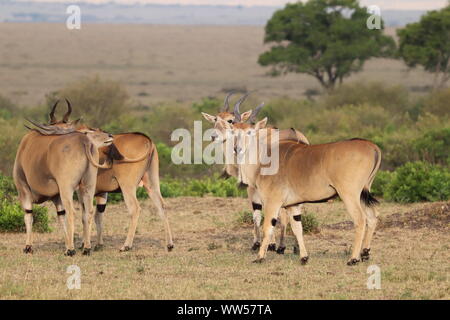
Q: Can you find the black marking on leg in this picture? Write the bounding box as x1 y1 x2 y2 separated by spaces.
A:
57 210 66 216
301 256 309 265
167 244 174 252
25 209 33 214
293 246 299 255
65 249 76 257
252 202 262 211
268 243 277 251
347 258 360 266
251 242 260 251
361 248 371 261
276 246 286 255
96 204 106 213
293 214 302 222
23 245 33 254
271 218 277 226
82 248 91 256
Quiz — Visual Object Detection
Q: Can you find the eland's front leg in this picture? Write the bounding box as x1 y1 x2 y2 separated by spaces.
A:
253 202 281 263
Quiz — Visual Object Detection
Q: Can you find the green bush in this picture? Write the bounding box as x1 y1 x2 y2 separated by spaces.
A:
322 82 410 115
301 212 320 234
371 171 393 197
385 162 450 203
421 88 450 118
235 210 256 226
48 75 130 127
413 127 450 166
0 174 51 233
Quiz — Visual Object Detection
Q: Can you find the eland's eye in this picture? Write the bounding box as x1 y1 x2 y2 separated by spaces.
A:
227 119 233 123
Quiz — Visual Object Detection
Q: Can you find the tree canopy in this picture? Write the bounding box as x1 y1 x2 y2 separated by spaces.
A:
397 5 450 88
258 0 396 90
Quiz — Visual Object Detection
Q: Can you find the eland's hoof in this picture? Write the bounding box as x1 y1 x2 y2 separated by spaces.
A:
347 258 360 266
120 246 132 252
268 244 277 251
82 248 91 256
361 248 371 262
94 244 104 251
23 245 33 254
300 256 309 265
167 244 174 252
251 242 260 251
252 258 265 264
64 249 76 257
276 246 286 255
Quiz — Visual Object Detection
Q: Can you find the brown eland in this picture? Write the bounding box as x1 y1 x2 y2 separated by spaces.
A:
219 116 381 265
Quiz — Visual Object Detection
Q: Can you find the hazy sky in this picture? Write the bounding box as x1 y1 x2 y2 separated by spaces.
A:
16 1 450 10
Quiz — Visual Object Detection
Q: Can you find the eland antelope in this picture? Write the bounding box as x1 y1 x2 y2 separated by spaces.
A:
43 100 174 253
13 101 114 256
218 117 382 265
202 93 310 254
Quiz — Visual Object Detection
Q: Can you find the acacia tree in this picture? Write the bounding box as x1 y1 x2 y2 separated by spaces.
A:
397 5 450 89
258 0 395 90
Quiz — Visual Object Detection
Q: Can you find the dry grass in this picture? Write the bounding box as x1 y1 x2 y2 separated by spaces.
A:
0 197 448 300
0 24 435 107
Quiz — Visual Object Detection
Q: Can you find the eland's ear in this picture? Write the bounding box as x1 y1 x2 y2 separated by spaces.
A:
255 117 268 130
201 112 216 123
240 110 252 122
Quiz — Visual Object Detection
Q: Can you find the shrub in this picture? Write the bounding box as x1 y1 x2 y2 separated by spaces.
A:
49 75 130 127
301 212 320 234
235 210 256 226
421 88 450 117
0 174 51 233
371 171 393 197
322 82 410 115
413 127 450 166
385 162 450 203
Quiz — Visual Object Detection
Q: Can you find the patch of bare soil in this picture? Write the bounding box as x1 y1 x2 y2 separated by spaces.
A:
324 202 450 231
379 201 450 230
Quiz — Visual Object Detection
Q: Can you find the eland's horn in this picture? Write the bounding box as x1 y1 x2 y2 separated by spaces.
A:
62 98 72 123
233 92 251 122
49 100 59 124
249 102 265 124
222 92 235 112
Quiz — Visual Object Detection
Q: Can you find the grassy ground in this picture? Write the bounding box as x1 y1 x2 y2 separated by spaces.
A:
0 23 435 107
0 197 448 300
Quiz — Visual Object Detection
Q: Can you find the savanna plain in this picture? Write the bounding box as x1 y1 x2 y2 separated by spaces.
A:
0 23 448 300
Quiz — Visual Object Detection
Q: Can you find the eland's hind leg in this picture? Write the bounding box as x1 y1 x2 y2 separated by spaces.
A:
142 172 174 251
340 193 367 265
361 205 379 261
119 183 141 251
14 170 35 254
59 189 77 256
51 197 68 247
94 193 108 251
